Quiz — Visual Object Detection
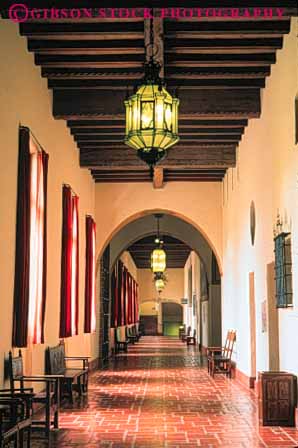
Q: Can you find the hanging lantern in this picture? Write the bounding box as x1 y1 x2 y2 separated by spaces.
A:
155 277 165 292
124 17 179 172
151 247 166 273
151 214 166 273
154 271 168 293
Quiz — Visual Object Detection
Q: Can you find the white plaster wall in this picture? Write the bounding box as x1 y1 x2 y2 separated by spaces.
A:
222 18 298 377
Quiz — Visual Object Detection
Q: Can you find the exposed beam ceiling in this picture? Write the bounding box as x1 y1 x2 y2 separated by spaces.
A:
128 235 191 269
3 3 295 183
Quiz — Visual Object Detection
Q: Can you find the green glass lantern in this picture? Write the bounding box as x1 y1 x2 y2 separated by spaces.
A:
124 59 179 171
151 247 166 273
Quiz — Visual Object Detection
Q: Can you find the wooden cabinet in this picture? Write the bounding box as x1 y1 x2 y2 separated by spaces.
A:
258 371 297 427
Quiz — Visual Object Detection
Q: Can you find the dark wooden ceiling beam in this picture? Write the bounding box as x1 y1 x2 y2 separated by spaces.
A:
28 38 145 51
48 78 265 89
35 53 144 67
91 169 226 175
164 20 290 33
72 128 244 135
43 66 270 79
21 21 144 34
53 88 260 118
79 145 236 169
165 52 276 65
76 135 240 143
35 52 274 68
67 118 247 128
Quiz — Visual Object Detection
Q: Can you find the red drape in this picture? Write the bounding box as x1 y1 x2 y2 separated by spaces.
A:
12 127 48 347
127 275 132 325
60 186 79 338
73 195 79 335
84 216 96 333
111 260 138 327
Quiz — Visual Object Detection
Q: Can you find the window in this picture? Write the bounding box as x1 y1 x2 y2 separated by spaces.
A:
84 216 96 333
60 185 79 338
274 232 293 308
12 127 48 347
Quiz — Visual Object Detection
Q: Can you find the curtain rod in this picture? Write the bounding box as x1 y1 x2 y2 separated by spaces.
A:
19 124 46 154
63 183 78 197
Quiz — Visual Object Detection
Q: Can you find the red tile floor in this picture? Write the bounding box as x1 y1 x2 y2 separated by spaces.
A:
32 336 298 447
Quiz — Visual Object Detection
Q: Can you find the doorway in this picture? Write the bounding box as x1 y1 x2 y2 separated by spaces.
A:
249 272 256 384
162 302 183 336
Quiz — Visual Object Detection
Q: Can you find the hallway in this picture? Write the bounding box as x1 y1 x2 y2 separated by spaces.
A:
35 337 298 448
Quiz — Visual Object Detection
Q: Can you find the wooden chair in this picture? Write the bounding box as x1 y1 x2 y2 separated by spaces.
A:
131 324 141 341
187 329 197 346
8 350 60 445
115 327 128 354
45 341 89 404
181 326 191 342
0 392 32 448
208 330 236 378
207 329 232 373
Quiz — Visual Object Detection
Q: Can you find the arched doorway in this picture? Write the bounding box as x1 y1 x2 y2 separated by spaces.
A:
97 211 222 360
162 302 183 336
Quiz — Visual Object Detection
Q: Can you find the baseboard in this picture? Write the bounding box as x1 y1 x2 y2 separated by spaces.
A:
234 364 256 390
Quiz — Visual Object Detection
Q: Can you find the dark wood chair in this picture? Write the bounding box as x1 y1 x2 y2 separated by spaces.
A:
45 341 89 404
207 329 233 374
131 325 141 341
186 329 197 346
115 327 128 354
8 350 60 445
181 326 191 342
0 392 32 448
126 326 137 344
208 330 236 378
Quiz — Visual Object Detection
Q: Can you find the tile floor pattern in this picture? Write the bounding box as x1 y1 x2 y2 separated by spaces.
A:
32 336 298 448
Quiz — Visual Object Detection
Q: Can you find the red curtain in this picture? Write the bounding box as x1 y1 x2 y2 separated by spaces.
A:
111 260 138 327
12 127 48 347
84 216 96 333
127 275 132 325
60 186 79 338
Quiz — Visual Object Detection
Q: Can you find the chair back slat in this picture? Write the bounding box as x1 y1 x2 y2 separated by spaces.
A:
224 330 236 360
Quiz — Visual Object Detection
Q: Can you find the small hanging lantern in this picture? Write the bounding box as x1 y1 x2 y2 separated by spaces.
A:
155 277 165 292
154 271 168 293
151 247 166 273
124 15 179 173
151 214 166 273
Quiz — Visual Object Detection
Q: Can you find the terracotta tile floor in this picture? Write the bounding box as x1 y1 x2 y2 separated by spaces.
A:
32 336 298 447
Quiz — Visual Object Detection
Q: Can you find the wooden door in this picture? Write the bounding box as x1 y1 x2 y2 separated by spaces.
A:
140 316 158 335
249 272 256 381
267 262 280 370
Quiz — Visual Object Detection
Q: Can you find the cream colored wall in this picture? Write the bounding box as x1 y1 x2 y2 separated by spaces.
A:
222 18 298 377
140 302 158 316
95 183 223 269
138 268 184 304
0 22 96 385
139 268 184 333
